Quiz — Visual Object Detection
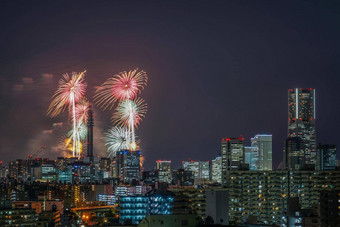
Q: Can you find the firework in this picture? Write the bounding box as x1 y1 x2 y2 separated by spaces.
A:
74 98 90 124
104 126 133 158
112 98 147 149
112 98 147 127
47 71 87 158
94 69 147 110
47 71 87 117
67 123 88 141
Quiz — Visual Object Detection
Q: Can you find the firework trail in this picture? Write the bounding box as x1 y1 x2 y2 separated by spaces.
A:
103 126 133 158
74 98 90 124
72 98 90 157
47 71 87 157
112 98 147 145
94 69 148 151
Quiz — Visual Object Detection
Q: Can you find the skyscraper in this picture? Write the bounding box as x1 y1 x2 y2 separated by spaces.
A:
251 134 272 170
288 88 316 165
211 155 222 183
244 146 258 171
221 138 244 186
283 137 304 170
115 150 141 184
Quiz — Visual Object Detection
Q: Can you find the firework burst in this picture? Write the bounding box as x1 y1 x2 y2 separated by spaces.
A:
94 69 147 110
47 71 87 117
104 126 134 158
74 98 90 124
47 71 87 158
112 98 147 128
67 123 88 142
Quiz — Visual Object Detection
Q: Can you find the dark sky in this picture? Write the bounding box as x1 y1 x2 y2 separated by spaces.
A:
1 0 340 170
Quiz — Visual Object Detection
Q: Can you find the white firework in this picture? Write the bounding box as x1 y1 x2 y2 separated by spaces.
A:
104 126 133 158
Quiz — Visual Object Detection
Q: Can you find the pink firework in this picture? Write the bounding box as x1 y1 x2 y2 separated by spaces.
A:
94 69 147 110
47 70 87 158
47 71 87 117
74 98 90 124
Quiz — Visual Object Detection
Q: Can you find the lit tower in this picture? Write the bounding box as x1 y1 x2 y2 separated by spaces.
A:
287 88 316 166
87 105 94 157
221 137 245 186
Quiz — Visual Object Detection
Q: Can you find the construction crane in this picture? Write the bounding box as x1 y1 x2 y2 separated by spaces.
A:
28 145 46 160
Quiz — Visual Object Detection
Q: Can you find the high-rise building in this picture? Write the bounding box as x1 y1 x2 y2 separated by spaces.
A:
221 138 244 186
244 146 258 171
115 150 141 184
251 134 272 170
156 160 172 183
316 144 337 170
284 137 304 170
288 88 316 165
182 160 209 183
41 161 57 182
9 159 28 182
211 156 222 183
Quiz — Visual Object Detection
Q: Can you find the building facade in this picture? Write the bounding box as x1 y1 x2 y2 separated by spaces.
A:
316 144 337 170
221 138 245 186
156 160 172 183
244 146 259 171
251 134 272 170
115 150 141 184
182 160 210 183
211 156 222 183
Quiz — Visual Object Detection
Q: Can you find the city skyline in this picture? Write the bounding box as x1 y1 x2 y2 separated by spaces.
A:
1 1 340 170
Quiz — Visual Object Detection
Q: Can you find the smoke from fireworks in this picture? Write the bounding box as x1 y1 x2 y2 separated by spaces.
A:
103 126 133 158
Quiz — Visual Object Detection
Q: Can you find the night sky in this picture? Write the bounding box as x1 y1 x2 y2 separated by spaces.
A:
1 1 340 170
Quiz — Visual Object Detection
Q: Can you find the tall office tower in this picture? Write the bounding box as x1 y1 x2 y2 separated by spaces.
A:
221 138 245 186
251 134 272 170
283 137 304 170
87 105 94 158
316 144 337 170
288 88 316 165
115 150 141 184
244 146 259 170
156 160 172 183
211 155 222 183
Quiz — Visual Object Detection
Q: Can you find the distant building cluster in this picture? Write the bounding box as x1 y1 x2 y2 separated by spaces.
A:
0 88 339 227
